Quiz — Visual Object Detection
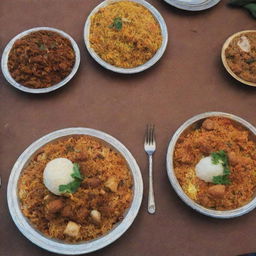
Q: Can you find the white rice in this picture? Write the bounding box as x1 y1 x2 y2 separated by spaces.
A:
43 158 74 195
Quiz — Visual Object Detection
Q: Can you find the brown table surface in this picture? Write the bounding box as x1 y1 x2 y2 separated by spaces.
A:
1 0 256 255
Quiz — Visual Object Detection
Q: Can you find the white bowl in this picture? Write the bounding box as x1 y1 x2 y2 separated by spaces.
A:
166 112 256 218
84 0 168 74
7 128 143 254
1 27 80 94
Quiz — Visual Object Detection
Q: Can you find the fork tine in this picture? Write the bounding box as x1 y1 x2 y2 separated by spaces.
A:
149 124 154 144
146 124 150 144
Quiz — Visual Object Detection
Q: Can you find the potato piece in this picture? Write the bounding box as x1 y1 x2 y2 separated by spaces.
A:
64 221 80 237
90 210 101 224
105 177 118 192
208 185 225 199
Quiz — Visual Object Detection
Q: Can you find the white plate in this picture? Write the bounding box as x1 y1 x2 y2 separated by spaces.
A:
7 128 143 254
1 27 80 94
163 0 221 11
84 0 168 74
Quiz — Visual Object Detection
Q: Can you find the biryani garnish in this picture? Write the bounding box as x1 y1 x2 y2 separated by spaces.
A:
173 117 256 210
18 135 133 242
225 31 256 83
8 30 75 88
89 1 162 68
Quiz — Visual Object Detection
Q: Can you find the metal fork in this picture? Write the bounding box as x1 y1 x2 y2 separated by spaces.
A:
144 124 156 214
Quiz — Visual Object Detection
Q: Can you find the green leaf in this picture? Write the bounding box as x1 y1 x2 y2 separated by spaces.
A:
58 162 83 194
211 150 231 185
109 17 123 30
59 180 81 194
244 3 256 18
245 58 256 64
71 163 83 180
228 0 256 7
39 44 47 50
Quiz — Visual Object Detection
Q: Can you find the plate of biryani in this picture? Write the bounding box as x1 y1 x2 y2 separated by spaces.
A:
7 128 143 254
222 30 256 87
84 0 168 73
166 112 256 218
1 27 80 93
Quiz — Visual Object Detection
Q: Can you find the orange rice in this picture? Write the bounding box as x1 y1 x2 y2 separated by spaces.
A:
18 135 133 242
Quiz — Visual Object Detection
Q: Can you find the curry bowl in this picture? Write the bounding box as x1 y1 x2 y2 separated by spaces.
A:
221 30 256 87
1 27 80 93
84 0 168 74
166 112 256 218
7 128 143 254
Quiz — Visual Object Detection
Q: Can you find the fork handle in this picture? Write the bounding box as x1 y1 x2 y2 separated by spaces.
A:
148 155 156 214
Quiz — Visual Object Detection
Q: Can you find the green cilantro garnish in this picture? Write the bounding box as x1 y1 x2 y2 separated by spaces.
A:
211 150 231 185
109 17 122 30
71 163 83 180
39 43 47 50
59 163 83 194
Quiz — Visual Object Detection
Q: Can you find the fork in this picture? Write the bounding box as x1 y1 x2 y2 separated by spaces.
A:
144 124 156 214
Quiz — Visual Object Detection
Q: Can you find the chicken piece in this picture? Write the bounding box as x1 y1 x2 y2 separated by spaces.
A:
100 206 115 218
76 207 89 223
208 185 225 199
228 151 239 166
61 205 73 218
202 119 214 130
46 199 64 214
84 177 101 188
105 177 118 192
90 210 101 225
64 221 81 237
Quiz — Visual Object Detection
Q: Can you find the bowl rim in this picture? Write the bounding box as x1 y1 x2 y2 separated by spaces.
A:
163 0 221 11
166 111 256 219
7 127 143 254
1 27 81 94
221 30 256 88
83 0 168 74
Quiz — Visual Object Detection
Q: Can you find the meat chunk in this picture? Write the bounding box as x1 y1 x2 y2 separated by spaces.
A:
208 185 225 199
61 205 73 218
46 199 64 213
64 221 80 237
76 207 89 223
228 151 239 166
105 177 118 192
202 119 214 130
84 177 101 188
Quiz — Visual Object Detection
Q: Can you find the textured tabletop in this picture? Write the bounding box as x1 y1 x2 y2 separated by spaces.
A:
1 0 256 256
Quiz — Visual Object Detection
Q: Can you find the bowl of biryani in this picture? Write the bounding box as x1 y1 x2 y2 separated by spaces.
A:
221 30 256 87
1 27 80 93
84 0 168 73
7 128 143 254
166 112 256 218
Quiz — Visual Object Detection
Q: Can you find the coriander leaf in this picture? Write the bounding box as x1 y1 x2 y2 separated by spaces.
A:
109 17 123 30
58 162 83 194
211 150 231 185
245 58 256 64
212 175 231 185
39 44 47 50
59 180 81 194
71 163 83 180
